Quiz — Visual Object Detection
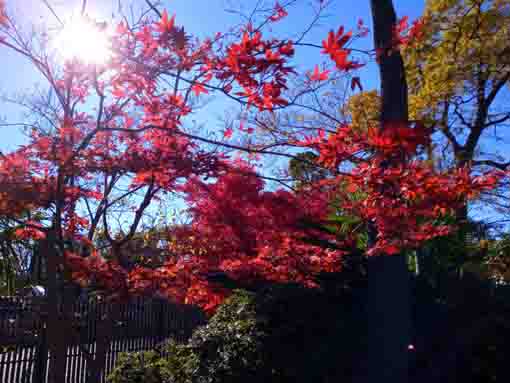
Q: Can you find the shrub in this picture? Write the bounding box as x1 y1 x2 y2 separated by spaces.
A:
109 281 366 383
107 350 173 383
166 283 365 383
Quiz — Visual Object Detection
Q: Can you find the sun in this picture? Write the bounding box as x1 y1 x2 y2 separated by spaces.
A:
54 16 112 66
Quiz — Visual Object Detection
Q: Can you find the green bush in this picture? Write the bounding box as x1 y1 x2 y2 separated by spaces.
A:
181 283 363 383
160 290 266 383
107 350 173 383
108 282 366 383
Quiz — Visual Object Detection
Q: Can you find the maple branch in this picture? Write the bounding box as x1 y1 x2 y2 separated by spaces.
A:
81 0 87 15
144 0 162 18
101 175 115 244
293 42 370 55
176 130 349 175
249 0 299 33
230 168 296 191
290 102 343 125
0 122 39 129
100 123 341 176
294 0 326 45
84 197 95 225
160 65 334 117
160 69 252 106
1 93 60 131
87 173 120 241
40 0 64 26
122 180 160 246
62 98 130 171
471 160 510 171
0 33 67 110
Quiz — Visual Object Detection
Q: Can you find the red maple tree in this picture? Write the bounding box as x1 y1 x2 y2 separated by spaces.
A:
0 1 507 314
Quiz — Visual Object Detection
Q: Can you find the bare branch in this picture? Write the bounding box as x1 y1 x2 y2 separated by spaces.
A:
144 0 162 18
472 159 510 171
40 0 64 26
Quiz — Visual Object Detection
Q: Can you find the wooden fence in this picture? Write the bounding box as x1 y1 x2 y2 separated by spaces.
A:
0 296 206 383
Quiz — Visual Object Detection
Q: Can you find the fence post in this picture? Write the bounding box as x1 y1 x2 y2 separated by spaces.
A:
42 233 68 383
158 299 165 344
33 319 48 383
88 301 116 383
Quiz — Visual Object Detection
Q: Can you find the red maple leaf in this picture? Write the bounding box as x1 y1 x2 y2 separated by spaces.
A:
192 83 209 96
269 2 288 22
308 65 330 81
322 27 362 72
157 9 175 34
224 127 233 138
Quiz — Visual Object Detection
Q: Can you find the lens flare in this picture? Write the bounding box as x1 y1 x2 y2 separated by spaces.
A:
54 16 112 65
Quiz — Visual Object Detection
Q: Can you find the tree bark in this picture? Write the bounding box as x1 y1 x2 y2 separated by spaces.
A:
43 232 68 383
366 2 410 383
370 0 408 123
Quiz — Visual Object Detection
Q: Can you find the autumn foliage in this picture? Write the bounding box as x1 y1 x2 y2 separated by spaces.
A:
302 121 503 255
0 1 6 26
0 2 508 312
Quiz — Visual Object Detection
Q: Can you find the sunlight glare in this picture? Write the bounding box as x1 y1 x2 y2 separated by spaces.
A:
54 16 112 65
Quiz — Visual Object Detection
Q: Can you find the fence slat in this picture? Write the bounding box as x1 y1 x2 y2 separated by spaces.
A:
0 296 204 383
13 346 22 383
0 348 6 383
4 348 12 383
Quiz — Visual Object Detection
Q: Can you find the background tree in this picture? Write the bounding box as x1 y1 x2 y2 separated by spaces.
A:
405 0 510 221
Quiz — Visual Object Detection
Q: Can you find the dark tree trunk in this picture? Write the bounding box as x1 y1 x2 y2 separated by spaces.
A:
42 233 68 383
370 0 408 123
367 256 410 383
366 2 410 383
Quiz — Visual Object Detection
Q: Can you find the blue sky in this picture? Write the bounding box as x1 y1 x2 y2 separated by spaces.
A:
0 0 425 151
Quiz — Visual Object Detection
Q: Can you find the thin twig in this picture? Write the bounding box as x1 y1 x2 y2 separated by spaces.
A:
40 0 64 26
144 0 162 18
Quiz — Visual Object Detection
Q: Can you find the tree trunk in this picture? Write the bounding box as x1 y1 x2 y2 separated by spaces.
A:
370 0 408 123
42 233 68 383
367 256 410 383
88 304 115 383
366 1 410 383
